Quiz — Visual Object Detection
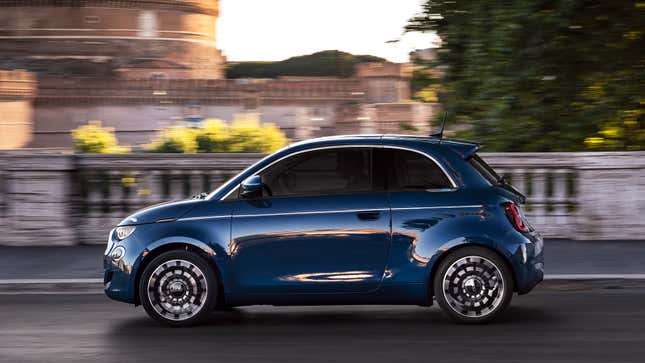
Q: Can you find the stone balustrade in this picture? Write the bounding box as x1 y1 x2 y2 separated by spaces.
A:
73 153 262 244
0 151 643 245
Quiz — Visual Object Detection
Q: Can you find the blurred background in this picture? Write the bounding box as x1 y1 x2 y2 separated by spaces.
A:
0 0 643 243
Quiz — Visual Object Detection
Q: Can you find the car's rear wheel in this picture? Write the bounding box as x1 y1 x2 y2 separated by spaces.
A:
433 246 513 323
139 250 217 327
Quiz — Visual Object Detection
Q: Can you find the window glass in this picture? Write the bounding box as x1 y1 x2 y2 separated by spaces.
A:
261 148 374 197
390 150 452 190
469 154 501 185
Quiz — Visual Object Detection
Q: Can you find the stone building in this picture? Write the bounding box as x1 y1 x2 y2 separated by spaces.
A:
0 0 434 150
0 71 38 149
0 0 225 79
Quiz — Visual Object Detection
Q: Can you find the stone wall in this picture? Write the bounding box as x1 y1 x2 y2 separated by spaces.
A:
0 151 643 246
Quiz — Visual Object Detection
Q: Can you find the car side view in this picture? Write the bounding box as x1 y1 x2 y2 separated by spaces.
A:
104 135 544 326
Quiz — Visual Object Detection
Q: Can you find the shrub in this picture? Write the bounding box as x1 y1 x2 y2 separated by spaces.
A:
227 115 288 153
146 126 198 153
71 121 130 154
146 116 289 154
196 119 229 153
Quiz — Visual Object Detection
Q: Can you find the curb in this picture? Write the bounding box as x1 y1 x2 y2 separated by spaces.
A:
1 275 645 294
0 278 104 294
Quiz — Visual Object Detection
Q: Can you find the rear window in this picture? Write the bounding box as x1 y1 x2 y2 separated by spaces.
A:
469 154 502 185
390 149 452 190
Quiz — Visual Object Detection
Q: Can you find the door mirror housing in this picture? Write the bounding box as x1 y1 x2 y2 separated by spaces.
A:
240 175 263 199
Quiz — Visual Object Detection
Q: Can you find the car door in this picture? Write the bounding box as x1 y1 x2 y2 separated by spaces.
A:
386 148 477 281
228 147 391 295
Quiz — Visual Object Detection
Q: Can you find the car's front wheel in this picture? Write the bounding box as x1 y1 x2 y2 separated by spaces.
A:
139 250 218 326
433 246 513 323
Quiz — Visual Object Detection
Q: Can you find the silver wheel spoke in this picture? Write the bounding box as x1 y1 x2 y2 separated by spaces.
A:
442 256 504 318
147 259 208 321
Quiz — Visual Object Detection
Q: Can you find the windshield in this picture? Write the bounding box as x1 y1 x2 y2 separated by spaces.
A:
469 154 502 185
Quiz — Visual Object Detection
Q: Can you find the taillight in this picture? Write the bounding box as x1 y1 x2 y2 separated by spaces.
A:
502 202 527 232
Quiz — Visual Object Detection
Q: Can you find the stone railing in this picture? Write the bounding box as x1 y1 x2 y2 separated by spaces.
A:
485 153 578 239
73 154 261 244
0 151 643 245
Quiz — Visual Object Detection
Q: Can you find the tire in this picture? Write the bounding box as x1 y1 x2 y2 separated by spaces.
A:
433 246 513 323
139 250 218 327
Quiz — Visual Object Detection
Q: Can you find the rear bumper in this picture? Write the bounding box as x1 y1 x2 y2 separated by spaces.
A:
517 260 544 294
514 233 544 294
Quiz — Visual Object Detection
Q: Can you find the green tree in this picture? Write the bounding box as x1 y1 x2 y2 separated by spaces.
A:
407 0 644 151
227 50 385 79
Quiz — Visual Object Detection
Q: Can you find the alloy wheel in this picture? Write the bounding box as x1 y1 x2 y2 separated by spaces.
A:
441 255 505 318
146 259 209 321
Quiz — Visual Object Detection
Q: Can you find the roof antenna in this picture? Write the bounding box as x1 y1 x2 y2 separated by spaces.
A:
431 112 448 140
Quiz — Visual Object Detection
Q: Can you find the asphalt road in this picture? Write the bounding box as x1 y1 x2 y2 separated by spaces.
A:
1 286 645 363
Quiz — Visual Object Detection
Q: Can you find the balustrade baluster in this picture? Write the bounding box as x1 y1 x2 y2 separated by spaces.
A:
511 169 527 195
190 171 204 196
83 170 105 244
169 170 185 200
551 169 569 234
529 169 547 228
107 170 126 233
128 171 144 212
149 170 165 204
209 170 227 191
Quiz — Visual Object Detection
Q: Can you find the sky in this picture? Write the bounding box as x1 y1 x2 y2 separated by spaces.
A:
217 0 439 63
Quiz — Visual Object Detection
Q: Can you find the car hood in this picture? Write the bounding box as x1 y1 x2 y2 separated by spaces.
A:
118 199 203 226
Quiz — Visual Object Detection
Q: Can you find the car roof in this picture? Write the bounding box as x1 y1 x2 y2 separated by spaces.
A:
287 134 481 159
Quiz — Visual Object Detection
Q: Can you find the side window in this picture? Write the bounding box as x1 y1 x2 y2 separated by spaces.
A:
390 149 452 190
261 148 375 197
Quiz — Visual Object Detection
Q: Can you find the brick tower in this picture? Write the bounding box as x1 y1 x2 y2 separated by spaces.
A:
0 0 224 79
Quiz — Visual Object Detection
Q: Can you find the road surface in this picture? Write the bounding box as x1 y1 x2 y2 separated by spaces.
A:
1 286 644 363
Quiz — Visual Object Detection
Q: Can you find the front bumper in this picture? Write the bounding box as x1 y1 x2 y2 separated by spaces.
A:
104 228 146 304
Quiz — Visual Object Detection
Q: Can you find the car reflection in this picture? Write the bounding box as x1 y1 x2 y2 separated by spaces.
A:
229 229 385 256
278 271 376 283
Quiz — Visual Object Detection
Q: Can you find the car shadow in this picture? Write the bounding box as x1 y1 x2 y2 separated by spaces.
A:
108 303 553 332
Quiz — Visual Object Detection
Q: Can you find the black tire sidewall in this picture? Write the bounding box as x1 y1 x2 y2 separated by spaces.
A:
139 250 218 327
433 246 513 323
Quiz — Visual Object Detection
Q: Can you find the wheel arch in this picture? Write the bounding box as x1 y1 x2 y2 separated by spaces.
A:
133 241 225 307
426 242 517 302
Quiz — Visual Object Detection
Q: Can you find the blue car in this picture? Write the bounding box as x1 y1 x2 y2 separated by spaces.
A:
104 135 543 326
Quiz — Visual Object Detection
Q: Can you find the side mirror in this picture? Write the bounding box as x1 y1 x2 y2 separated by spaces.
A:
240 175 263 199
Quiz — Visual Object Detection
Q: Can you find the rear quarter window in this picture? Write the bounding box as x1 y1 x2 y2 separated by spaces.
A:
469 154 502 185
389 149 452 190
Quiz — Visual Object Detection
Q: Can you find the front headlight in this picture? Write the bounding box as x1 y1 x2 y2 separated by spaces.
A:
115 226 136 241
